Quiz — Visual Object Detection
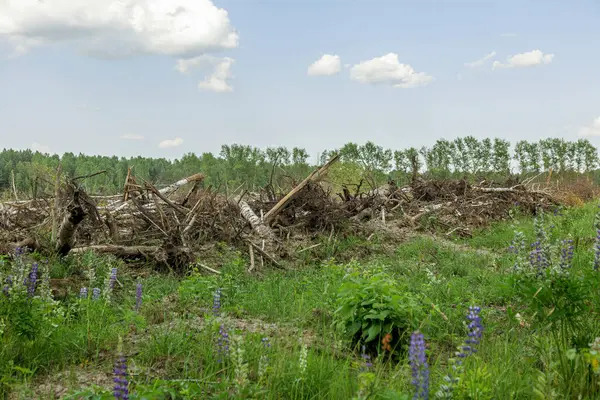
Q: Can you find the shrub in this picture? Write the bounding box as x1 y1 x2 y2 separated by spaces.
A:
333 267 423 356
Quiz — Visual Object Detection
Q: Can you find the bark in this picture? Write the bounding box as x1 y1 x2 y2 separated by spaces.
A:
263 154 340 226
55 196 87 256
239 200 275 240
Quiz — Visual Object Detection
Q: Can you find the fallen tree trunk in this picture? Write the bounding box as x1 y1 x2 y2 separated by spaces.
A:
263 154 340 226
70 244 190 257
110 173 205 213
55 191 87 256
239 201 275 241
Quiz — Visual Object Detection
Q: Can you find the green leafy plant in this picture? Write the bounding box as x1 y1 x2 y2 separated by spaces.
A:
333 267 423 355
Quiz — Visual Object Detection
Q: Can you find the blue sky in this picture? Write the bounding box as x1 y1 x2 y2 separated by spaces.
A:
0 0 599 162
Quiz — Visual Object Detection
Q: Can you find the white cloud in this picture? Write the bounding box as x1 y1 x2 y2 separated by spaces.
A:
31 142 51 154
158 137 184 148
175 55 234 92
578 117 600 137
307 54 341 76
492 50 554 69
121 134 144 140
349 53 434 88
464 51 496 68
0 1 238 88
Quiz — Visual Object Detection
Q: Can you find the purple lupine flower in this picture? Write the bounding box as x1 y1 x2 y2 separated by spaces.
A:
80 287 88 299
529 241 548 277
109 268 117 291
135 281 142 312
409 331 429 400
462 306 483 356
3 275 12 296
217 324 230 363
92 287 101 300
213 288 222 317
27 263 38 297
559 239 574 271
113 355 129 399
14 247 23 257
360 345 373 371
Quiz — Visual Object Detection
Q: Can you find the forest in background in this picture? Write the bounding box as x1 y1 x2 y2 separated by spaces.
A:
1 136 598 198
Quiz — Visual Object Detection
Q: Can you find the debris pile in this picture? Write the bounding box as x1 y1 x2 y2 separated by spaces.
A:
0 157 561 269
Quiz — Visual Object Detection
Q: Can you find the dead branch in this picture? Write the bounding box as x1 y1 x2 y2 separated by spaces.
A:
263 154 340 226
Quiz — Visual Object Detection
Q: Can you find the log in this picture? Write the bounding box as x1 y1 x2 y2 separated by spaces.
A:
160 173 205 197
145 182 189 214
110 173 205 212
55 192 87 256
70 244 190 258
239 200 275 241
263 154 340 226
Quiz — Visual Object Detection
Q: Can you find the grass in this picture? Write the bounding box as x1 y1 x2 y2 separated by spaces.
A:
3 202 600 399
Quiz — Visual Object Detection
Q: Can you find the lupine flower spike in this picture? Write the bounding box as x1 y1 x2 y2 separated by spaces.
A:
135 280 142 312
213 288 222 317
27 263 38 297
410 331 430 400
113 356 129 399
217 324 230 363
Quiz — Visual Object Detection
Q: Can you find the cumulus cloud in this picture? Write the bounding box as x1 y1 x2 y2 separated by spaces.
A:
578 117 600 137
307 54 341 76
0 0 239 88
176 55 234 92
464 51 496 68
31 142 51 154
349 53 434 88
121 134 144 140
492 50 554 69
158 137 184 148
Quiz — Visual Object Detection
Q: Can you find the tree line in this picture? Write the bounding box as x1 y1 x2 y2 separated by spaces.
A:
0 137 597 198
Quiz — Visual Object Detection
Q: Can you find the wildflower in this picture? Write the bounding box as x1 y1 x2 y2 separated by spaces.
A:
113 355 129 399
509 231 527 271
436 306 484 399
213 288 222 317
217 324 230 363
103 268 118 301
529 241 548 277
462 306 483 355
231 334 248 389
27 263 38 297
559 239 574 272
410 331 430 400
84 264 96 288
80 287 88 299
360 345 373 371
135 281 142 312
92 287 101 300
258 337 271 382
298 337 308 379
3 275 12 296
38 261 52 302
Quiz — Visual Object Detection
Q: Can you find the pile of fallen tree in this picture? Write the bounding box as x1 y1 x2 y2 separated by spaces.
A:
0 156 561 271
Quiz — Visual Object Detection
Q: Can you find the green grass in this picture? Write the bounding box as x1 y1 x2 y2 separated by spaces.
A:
3 202 600 399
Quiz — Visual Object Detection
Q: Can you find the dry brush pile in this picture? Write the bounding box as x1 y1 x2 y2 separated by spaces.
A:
0 156 561 271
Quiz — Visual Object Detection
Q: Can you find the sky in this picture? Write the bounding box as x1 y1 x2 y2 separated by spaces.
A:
0 0 599 162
